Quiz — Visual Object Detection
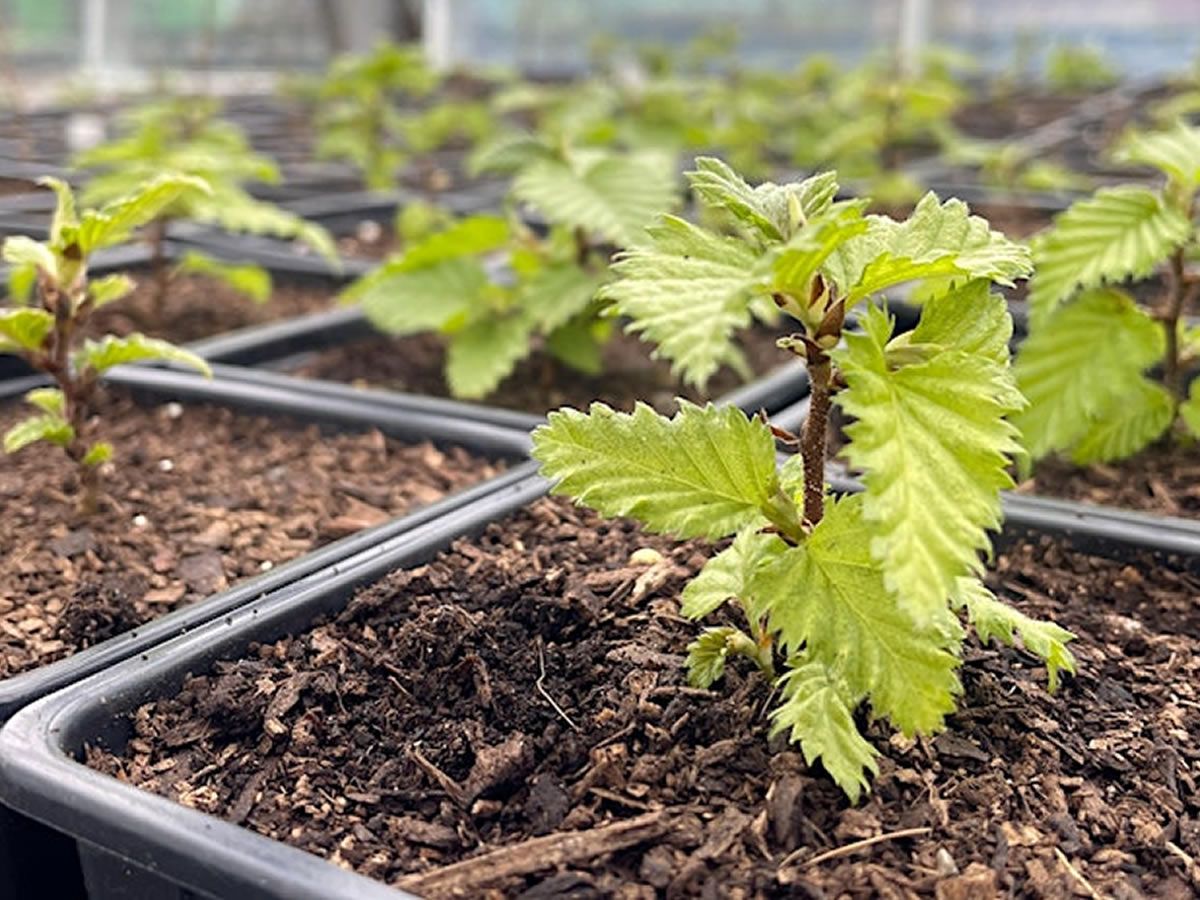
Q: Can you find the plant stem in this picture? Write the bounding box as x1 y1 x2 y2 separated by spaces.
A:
45 283 100 515
801 348 832 526
1161 248 1200 402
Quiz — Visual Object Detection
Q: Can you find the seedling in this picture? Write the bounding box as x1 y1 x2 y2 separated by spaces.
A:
73 96 335 315
1 176 211 515
345 143 677 399
1014 121 1200 465
1044 43 1119 95
533 159 1074 801
311 42 438 190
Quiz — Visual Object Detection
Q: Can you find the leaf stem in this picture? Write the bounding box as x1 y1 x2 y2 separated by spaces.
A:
801 348 832 526
1161 246 1199 403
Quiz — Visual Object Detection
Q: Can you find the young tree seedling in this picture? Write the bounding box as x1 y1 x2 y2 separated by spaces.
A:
532 158 1075 801
73 96 336 316
1 176 211 515
1014 120 1200 465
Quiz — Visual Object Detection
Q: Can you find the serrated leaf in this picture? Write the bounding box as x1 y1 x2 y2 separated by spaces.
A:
518 264 603 334
1013 289 1165 461
827 194 1032 303
512 151 678 248
175 251 271 303
1112 121 1200 189
4 413 74 453
77 174 210 253
399 215 510 271
88 273 136 307
769 660 879 803
770 201 869 297
953 578 1076 691
2 236 57 279
38 176 77 244
601 215 761 389
468 132 557 176
357 259 486 336
532 401 778 541
755 494 963 735
24 387 64 415
444 314 533 399
907 278 1012 364
0 308 55 353
685 627 743 689
778 453 806 505
75 334 212 377
545 316 606 375
680 530 786 622
687 158 838 241
834 303 1022 621
1028 187 1191 327
1070 377 1175 465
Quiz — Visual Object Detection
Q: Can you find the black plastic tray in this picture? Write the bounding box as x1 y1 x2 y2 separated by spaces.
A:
4 438 1200 900
0 365 537 899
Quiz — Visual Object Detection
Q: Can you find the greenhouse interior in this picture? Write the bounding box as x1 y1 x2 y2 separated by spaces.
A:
0 1 1198 898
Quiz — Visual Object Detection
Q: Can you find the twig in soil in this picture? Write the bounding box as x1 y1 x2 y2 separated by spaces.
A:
780 826 932 870
535 638 580 732
1054 847 1102 899
408 747 468 807
397 809 677 897
1165 841 1198 884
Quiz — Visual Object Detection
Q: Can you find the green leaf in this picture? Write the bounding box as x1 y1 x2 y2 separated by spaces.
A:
1112 121 1200 190
685 627 745 689
8 262 36 305
755 494 963 735
1181 379 1200 439
518 264 602 334
77 173 210 253
24 387 64 415
680 530 786 621
834 302 1022 622
2 236 57 279
75 334 212 377
601 215 761 389
357 259 486 336
953 578 1076 692
907 278 1012 364
88 273 136 308
687 158 838 241
468 132 558 176
38 176 77 244
444 315 533 399
1070 378 1175 465
0 307 55 353
511 151 678 248
400 215 510 270
1013 289 1165 461
1028 187 1191 327
769 660 880 803
82 441 113 467
532 401 779 541
544 317 606 375
4 413 74 453
175 251 271 303
769 202 869 297
827 193 1032 303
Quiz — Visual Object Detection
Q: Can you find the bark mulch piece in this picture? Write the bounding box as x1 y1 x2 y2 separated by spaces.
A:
88 269 337 345
294 327 793 416
91 497 1200 898
1022 441 1200 520
0 390 502 678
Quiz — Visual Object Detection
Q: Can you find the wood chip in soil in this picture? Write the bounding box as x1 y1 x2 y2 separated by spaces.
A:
0 389 503 677
88 269 337 345
293 326 794 416
91 497 1200 898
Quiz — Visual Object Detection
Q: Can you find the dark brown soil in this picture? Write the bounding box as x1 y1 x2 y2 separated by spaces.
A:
91 497 1200 898
954 93 1082 141
0 389 502 677
88 268 336 345
294 327 794 416
1022 441 1200 519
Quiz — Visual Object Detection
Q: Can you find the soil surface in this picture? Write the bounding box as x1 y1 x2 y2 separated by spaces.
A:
89 268 337 345
1022 440 1200 519
93 497 1200 898
294 327 795 416
954 93 1083 141
0 389 501 677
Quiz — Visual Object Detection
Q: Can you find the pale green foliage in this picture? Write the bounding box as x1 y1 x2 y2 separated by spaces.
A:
534 158 1068 801
1014 289 1167 462
1028 187 1191 327
1180 381 1200 438
1113 121 1200 190
176 251 272 304
75 335 211 377
835 296 1023 620
0 308 55 353
1044 44 1119 93
74 99 335 260
534 402 780 541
